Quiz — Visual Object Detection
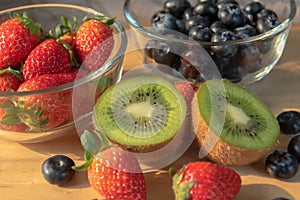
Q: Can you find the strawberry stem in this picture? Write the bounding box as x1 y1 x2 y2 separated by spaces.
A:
82 15 116 25
12 12 44 40
0 67 23 81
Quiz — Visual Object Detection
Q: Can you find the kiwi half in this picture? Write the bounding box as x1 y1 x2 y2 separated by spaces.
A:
93 76 187 152
196 79 280 166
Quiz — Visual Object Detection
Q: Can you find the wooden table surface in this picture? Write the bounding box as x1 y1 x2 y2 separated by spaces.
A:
1 11 300 200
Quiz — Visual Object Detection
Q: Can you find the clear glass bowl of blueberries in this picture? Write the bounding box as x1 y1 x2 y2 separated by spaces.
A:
124 0 297 84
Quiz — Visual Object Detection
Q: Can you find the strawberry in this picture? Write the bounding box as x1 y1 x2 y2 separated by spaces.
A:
175 82 198 105
0 68 27 132
0 67 23 92
73 130 146 200
1 73 76 131
22 38 73 80
171 162 241 200
0 12 42 69
75 16 115 71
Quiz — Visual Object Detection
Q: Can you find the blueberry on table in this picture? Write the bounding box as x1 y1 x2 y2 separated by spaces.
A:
288 135 300 162
163 0 191 18
41 155 75 185
276 110 300 135
151 11 179 32
265 150 299 180
218 3 245 28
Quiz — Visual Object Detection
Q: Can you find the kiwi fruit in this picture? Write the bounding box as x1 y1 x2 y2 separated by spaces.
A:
93 76 187 153
196 79 280 166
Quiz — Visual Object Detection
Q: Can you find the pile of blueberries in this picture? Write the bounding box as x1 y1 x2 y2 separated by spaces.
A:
265 110 300 180
146 0 281 83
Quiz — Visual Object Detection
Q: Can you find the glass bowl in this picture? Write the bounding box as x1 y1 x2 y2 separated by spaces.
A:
123 0 296 85
0 4 127 143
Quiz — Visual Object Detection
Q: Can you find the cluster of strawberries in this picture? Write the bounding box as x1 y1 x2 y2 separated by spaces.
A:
73 128 241 200
0 12 114 132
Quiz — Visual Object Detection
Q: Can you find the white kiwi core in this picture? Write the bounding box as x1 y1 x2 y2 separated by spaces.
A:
226 103 250 125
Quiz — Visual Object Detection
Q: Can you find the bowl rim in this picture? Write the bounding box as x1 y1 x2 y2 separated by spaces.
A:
123 0 297 45
0 3 128 97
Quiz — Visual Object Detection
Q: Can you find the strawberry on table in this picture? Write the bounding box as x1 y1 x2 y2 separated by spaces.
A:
0 12 42 70
73 130 146 200
75 16 115 71
22 38 73 80
171 161 241 200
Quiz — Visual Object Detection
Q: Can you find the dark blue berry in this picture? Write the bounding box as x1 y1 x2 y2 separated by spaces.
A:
244 1 265 23
151 11 179 32
234 24 257 37
182 7 194 21
265 150 299 180
288 135 300 162
199 0 218 4
216 0 239 9
256 15 280 33
175 19 187 34
184 15 211 31
41 155 75 185
234 43 260 73
193 2 219 21
218 3 245 28
277 111 300 135
210 21 228 33
144 40 157 59
163 0 191 18
211 30 238 57
189 26 213 42
151 41 181 70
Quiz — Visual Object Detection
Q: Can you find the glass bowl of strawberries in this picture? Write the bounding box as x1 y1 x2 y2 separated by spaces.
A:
0 4 127 143
123 0 296 84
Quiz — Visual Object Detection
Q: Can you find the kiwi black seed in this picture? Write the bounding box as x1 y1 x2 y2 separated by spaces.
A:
196 79 280 166
93 76 187 153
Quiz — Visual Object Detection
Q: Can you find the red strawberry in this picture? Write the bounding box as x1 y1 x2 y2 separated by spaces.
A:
0 68 27 132
22 38 73 80
0 67 23 92
0 73 76 131
73 130 146 200
171 162 241 200
175 82 198 105
0 12 42 69
75 16 115 71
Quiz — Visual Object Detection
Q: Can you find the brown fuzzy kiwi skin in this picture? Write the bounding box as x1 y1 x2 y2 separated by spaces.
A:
196 114 279 166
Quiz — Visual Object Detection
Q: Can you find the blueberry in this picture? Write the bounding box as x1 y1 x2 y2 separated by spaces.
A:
151 11 179 32
151 41 181 70
185 15 211 31
257 8 278 21
163 0 191 18
234 43 260 73
216 0 239 9
199 0 218 4
41 155 75 185
265 150 299 180
211 30 238 57
210 21 228 33
277 110 300 135
182 7 194 21
234 24 257 37
193 2 219 21
256 16 280 33
244 1 265 23
218 3 245 28
288 135 300 162
144 40 157 59
189 26 213 42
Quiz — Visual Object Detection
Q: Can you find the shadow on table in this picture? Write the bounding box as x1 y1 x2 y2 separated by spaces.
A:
236 183 295 200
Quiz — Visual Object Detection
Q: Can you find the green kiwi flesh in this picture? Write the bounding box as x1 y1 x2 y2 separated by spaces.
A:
93 76 187 152
197 79 280 150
